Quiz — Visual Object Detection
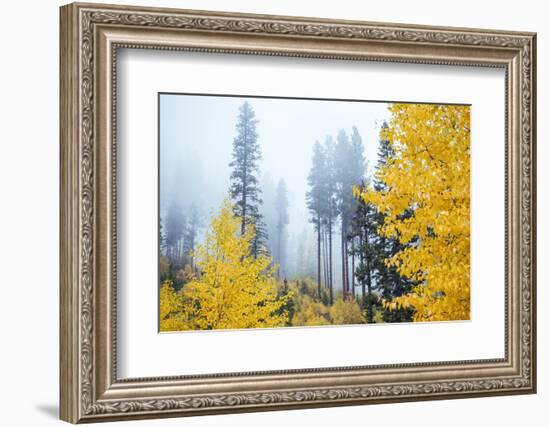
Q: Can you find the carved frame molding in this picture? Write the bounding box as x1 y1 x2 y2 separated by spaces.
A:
60 2 536 423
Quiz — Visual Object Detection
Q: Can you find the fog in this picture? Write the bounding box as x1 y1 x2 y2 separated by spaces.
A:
160 93 390 288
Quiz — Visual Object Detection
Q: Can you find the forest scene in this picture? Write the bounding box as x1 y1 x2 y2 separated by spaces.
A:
159 94 470 332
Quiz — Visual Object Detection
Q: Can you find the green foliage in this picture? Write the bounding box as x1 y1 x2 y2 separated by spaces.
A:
349 121 415 323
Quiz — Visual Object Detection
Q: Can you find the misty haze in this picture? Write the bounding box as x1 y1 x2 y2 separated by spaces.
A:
159 94 471 331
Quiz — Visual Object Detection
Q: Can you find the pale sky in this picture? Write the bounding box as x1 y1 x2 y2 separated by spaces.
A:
160 94 390 240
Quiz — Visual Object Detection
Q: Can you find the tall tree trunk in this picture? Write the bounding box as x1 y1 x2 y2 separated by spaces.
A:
351 238 356 299
341 222 346 299
241 186 247 237
366 257 373 323
344 237 350 298
323 227 329 289
328 217 333 305
317 215 321 298
277 226 281 278
321 227 328 289
360 234 365 303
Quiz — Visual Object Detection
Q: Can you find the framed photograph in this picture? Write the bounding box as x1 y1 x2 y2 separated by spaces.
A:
60 2 537 423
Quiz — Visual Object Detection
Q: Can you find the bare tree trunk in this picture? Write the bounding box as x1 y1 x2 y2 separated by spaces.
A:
366 257 373 323
179 239 182 265
183 241 187 267
360 234 365 303
364 230 374 324
341 224 346 299
277 226 281 278
351 237 355 299
323 227 329 289
328 217 333 305
317 215 321 298
344 237 350 298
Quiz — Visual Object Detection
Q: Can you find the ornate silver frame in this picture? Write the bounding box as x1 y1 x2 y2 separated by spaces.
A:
60 2 537 423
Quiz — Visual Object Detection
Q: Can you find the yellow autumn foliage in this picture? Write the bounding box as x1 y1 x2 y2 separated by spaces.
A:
159 280 189 331
356 104 470 321
159 200 291 331
292 295 331 327
329 299 365 325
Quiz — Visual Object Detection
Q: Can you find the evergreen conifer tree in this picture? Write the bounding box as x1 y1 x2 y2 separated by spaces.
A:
228 101 267 257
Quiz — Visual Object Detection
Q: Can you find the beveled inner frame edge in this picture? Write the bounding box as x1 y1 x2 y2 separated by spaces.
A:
98 24 519 393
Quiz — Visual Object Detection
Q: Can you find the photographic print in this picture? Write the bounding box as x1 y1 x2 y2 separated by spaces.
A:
159 94 471 332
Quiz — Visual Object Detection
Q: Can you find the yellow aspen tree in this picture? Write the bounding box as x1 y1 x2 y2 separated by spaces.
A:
356 104 470 321
160 200 291 331
159 280 191 331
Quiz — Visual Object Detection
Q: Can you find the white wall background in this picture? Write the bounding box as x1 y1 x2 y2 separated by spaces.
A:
0 0 545 425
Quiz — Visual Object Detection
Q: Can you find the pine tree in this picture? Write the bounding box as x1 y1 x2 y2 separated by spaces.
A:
306 141 326 299
350 181 379 322
334 129 351 298
261 173 277 258
371 121 415 322
228 101 267 257
322 137 337 305
374 121 392 192
347 121 415 322
275 179 289 277
335 128 365 299
347 126 366 298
